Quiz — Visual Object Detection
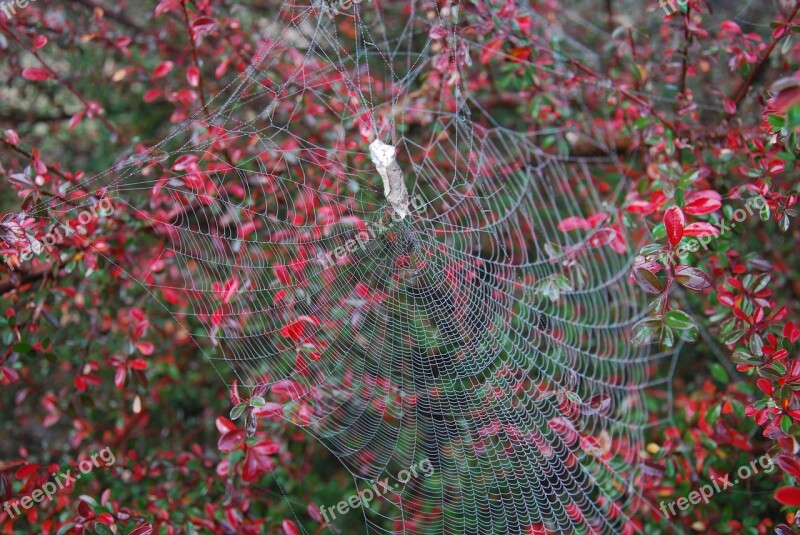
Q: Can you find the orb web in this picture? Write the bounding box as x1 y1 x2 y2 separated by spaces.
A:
42 1 680 533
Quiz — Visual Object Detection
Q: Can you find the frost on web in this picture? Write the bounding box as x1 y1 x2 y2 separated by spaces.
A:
65 1 677 533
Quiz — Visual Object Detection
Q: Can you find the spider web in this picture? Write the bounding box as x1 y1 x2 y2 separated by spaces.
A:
44 0 682 533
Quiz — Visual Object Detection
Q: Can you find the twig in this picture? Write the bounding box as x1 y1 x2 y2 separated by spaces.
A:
1 28 123 140
570 60 681 136
72 0 147 34
677 6 691 102
181 1 210 116
730 0 800 108
757 228 800 304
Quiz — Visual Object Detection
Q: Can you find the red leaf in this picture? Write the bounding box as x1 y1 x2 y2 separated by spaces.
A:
4 130 20 145
253 439 280 456
769 159 786 175
274 264 292 285
1 366 20 384
172 154 199 171
215 416 238 434
242 445 274 482
784 322 800 343
683 222 719 237
280 315 319 341
776 486 800 507
96 513 116 524
136 341 154 355
191 17 218 39
480 37 504 65
68 111 85 132
558 216 591 232
632 267 664 295
429 26 447 40
664 206 685 247
252 402 283 420
217 429 246 452
129 358 148 370
154 0 182 17
723 98 737 115
33 35 48 50
129 523 154 535
776 455 800 480
281 321 305 341
21 68 53 81
143 89 163 103
153 61 174 80
282 520 300 535
684 190 722 215
215 278 239 304
187 66 200 87
15 464 38 479
675 265 712 291
720 21 742 34
114 366 127 390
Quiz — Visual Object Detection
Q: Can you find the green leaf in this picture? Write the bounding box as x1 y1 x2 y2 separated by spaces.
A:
722 329 746 346
709 363 730 383
13 342 33 354
783 35 794 55
749 334 764 356
759 366 783 381
780 214 790 232
664 310 695 330
788 105 800 130
751 273 771 293
767 114 786 129
781 415 793 434
660 325 675 349
56 524 76 535
732 350 762 366
632 318 659 346
230 402 248 421
675 188 685 207
665 457 675 478
731 400 745 419
676 325 698 343
760 201 771 222
249 396 266 407
79 495 98 507
94 524 114 535
705 403 722 426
